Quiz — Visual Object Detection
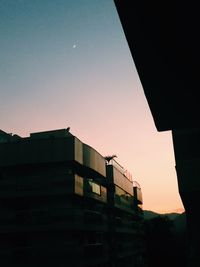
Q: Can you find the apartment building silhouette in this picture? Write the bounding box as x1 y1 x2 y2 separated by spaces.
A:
0 128 145 267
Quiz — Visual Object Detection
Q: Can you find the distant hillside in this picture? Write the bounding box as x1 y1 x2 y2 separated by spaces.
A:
143 210 161 220
143 210 179 220
173 212 186 234
162 212 181 221
143 210 187 234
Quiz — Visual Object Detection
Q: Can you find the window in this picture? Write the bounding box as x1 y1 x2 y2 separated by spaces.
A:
88 179 101 195
75 175 83 196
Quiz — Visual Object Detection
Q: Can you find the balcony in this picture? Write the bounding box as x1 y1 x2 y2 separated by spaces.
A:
133 181 143 205
83 143 106 177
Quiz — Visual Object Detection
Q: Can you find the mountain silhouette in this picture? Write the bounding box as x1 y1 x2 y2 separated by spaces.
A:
173 212 186 235
143 210 180 220
143 210 187 267
143 210 186 234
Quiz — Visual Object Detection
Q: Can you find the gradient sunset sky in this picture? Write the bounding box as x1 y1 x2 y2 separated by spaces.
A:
0 0 184 213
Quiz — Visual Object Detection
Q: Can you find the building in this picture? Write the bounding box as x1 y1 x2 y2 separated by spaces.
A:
0 128 145 267
113 2 200 266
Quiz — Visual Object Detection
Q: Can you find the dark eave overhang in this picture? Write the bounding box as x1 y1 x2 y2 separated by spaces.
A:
114 1 200 131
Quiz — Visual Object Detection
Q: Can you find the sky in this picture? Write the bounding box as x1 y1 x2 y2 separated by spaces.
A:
0 0 184 214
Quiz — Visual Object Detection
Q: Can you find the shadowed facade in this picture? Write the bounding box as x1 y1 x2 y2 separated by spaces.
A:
114 1 200 266
0 128 145 267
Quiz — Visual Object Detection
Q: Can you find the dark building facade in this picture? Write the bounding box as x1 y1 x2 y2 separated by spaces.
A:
113 2 200 266
0 128 145 267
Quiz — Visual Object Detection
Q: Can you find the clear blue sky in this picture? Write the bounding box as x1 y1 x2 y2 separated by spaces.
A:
0 0 184 213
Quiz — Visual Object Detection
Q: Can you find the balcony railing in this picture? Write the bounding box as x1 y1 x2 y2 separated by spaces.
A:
106 159 133 182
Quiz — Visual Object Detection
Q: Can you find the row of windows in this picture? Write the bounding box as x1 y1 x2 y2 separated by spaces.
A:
0 170 139 213
75 175 136 213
